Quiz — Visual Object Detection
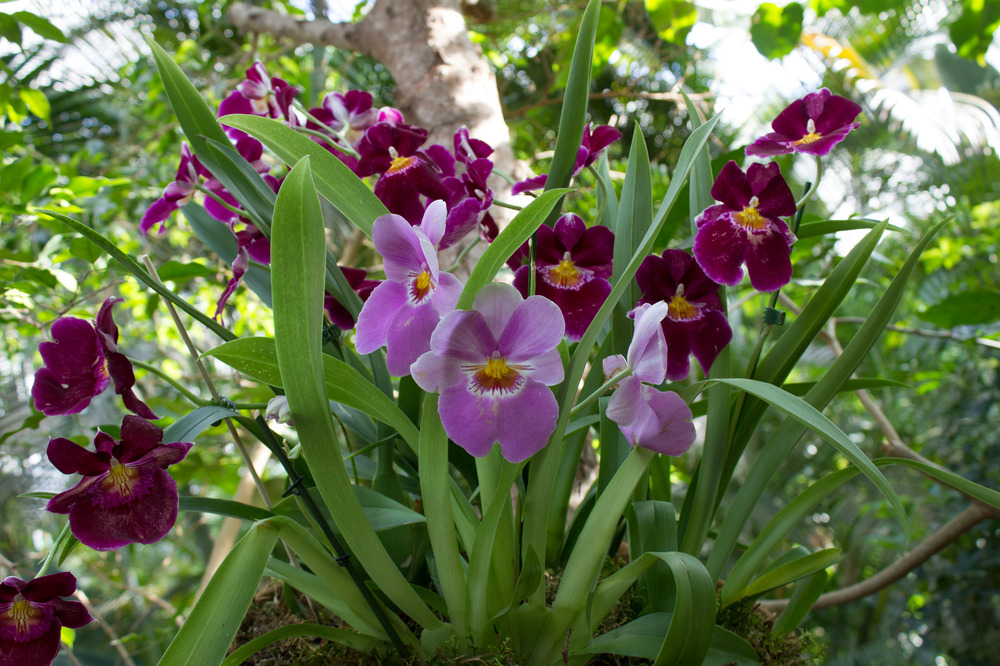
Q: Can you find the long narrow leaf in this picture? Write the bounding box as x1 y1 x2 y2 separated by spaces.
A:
157 520 279 665
220 113 388 235
545 0 602 191
735 548 841 602
205 336 420 452
270 157 440 630
457 189 570 309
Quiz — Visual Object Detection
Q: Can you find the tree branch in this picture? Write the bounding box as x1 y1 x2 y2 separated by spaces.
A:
760 502 995 613
756 294 1000 614
228 3 364 52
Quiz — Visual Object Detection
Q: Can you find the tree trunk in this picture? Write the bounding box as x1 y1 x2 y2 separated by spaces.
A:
228 1 516 179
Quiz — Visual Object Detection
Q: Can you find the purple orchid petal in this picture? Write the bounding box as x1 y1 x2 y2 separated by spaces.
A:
46 438 107 476
373 214 435 280
384 301 442 376
606 375 644 426
67 468 179 551
0 572 91 666
510 174 547 195
474 282 525 340
692 215 747 286
747 162 796 217
495 380 560 462
618 386 696 456
689 310 733 379
426 310 496 365
710 161 753 210
747 88 862 157
19 572 76 602
497 296 565 361
744 225 795 292
355 280 409 355
438 384 504 457
31 317 109 416
626 302 669 385
419 199 448 248
662 318 695 381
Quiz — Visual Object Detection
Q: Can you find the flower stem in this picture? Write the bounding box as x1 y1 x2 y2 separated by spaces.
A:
197 185 245 218
141 255 273 508
794 155 823 210
570 367 632 419
444 237 481 273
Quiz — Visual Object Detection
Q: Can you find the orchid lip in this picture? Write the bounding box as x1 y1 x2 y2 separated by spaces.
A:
467 351 526 395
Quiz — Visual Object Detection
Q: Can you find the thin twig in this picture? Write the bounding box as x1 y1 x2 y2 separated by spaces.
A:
760 503 995 612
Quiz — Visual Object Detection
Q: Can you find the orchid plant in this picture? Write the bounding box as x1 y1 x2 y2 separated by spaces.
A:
8 2 1000 665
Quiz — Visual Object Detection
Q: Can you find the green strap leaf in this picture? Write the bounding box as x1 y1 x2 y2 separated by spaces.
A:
204 336 420 452
771 568 828 636
270 156 440 630
736 548 841 603
456 188 570 309
721 467 858 606
220 114 388 236
162 406 241 444
713 377 908 539
157 520 279 665
545 0 602 191
418 395 467 637
179 496 274 522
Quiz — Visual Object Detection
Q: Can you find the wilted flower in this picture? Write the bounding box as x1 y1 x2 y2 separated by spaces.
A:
636 249 732 380
509 213 613 340
0 572 92 666
693 161 797 292
411 283 565 463
355 201 463 376
602 302 696 455
511 123 622 195
746 88 862 157
32 298 157 419
45 415 192 551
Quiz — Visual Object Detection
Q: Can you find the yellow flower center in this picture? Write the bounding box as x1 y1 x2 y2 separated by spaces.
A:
103 463 138 500
548 252 582 288
472 351 522 393
388 155 416 174
6 595 40 640
735 196 767 231
793 118 822 146
412 270 434 302
667 286 701 322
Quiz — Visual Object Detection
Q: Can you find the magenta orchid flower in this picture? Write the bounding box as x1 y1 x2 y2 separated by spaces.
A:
218 61 298 125
354 201 464 376
602 302 697 456
411 282 565 462
32 298 157 419
509 213 614 340
636 249 732 380
140 144 204 235
45 416 192 551
693 161 797 292
0 572 92 666
324 266 381 331
511 123 622 195
355 120 450 223
746 88 862 157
